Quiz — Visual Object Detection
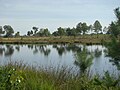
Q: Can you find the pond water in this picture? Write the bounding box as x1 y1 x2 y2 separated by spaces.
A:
0 44 119 76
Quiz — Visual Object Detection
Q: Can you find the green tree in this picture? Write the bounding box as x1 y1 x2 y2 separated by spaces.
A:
57 27 66 36
15 32 20 37
66 27 71 36
76 22 82 35
81 22 89 34
43 28 51 36
27 31 30 36
52 31 59 36
89 25 93 34
108 7 120 37
27 30 33 36
3 25 14 37
74 46 93 74
106 37 120 70
114 7 120 24
0 26 5 36
36 28 51 37
108 22 119 37
71 27 77 36
37 28 44 36
103 26 108 34
76 22 89 35
32 27 38 35
93 20 102 37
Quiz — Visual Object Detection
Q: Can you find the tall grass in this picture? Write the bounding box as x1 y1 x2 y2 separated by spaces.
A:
0 35 111 44
0 61 119 90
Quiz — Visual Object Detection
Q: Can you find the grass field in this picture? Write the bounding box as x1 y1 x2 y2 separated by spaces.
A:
0 34 111 44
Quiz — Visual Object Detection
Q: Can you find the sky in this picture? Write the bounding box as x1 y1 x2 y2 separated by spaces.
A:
0 0 120 35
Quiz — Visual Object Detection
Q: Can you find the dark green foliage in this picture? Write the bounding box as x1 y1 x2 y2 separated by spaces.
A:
32 27 38 35
114 7 120 24
74 46 93 73
76 22 82 34
108 7 120 37
106 36 120 70
52 31 59 36
0 26 5 36
66 27 72 36
57 27 66 36
15 32 20 37
93 71 120 89
93 20 102 35
3 25 14 37
37 28 51 36
76 22 89 35
0 66 24 90
27 30 33 36
108 22 120 37
102 71 120 88
94 48 102 58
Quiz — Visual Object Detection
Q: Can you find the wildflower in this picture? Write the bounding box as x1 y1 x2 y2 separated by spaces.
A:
18 79 21 83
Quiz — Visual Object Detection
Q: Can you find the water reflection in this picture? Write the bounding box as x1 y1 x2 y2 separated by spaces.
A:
0 47 5 56
27 45 51 56
5 45 14 57
94 48 102 58
53 45 66 56
53 44 81 56
15 46 20 52
0 44 119 73
74 46 93 74
0 44 119 77
0 44 105 58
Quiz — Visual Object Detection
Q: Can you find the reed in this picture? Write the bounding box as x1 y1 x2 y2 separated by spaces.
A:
0 61 119 90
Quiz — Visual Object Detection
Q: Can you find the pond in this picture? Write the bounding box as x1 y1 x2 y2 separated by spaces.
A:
0 44 119 76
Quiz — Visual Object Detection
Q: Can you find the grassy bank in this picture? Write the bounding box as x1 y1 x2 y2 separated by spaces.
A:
0 62 120 90
0 34 111 44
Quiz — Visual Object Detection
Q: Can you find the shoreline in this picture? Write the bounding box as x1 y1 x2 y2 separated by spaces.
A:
0 35 110 44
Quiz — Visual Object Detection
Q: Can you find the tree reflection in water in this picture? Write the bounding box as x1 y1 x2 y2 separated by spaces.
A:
53 44 81 56
0 47 5 56
94 47 102 58
53 45 66 56
74 46 93 74
0 45 15 57
5 45 14 57
27 45 51 56
15 45 20 52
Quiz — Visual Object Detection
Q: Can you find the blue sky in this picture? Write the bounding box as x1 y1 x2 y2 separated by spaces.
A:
0 0 120 35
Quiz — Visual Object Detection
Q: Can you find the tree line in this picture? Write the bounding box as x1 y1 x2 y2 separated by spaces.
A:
0 20 106 37
0 7 120 38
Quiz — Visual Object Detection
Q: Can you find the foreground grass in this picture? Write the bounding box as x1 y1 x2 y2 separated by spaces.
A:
0 62 120 90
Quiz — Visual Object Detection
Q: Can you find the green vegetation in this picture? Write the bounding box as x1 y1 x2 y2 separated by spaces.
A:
0 19 106 37
74 46 93 74
93 20 102 37
0 34 111 44
3 25 14 37
0 62 119 90
107 7 120 37
0 26 5 36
